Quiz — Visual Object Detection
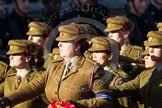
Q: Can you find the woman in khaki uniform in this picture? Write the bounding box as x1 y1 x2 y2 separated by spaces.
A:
0 23 111 108
0 39 46 108
0 39 10 84
88 36 138 108
105 16 145 79
111 31 162 107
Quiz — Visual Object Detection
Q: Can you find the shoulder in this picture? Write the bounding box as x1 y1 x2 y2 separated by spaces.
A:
115 69 129 79
130 45 143 50
46 60 63 71
140 68 154 76
0 61 8 68
85 57 96 64
6 68 17 77
83 57 98 68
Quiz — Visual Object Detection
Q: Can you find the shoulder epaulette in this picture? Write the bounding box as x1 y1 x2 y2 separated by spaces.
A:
6 68 17 77
51 58 63 63
0 61 8 67
131 45 143 50
85 57 96 65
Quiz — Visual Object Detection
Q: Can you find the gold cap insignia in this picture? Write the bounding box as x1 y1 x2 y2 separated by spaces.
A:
108 24 111 28
29 27 34 31
148 37 152 42
10 46 13 50
60 32 64 36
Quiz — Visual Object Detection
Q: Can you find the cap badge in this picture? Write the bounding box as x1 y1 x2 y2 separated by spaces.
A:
60 32 64 36
108 24 111 28
30 27 34 31
10 46 14 50
148 37 152 42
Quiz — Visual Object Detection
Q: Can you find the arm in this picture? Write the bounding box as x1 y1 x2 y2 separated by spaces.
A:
76 67 112 108
0 83 4 97
5 71 48 106
110 74 141 98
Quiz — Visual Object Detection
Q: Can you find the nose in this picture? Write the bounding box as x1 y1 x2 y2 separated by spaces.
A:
144 55 149 59
28 36 33 41
9 55 13 60
149 47 154 53
108 33 112 38
93 52 96 58
58 41 62 47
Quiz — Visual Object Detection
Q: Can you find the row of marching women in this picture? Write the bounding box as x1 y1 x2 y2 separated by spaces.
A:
0 15 162 108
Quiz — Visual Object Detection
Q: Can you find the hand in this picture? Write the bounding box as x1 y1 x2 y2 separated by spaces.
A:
118 62 132 73
0 97 11 108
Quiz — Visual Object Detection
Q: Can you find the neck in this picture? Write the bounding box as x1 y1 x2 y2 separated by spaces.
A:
16 66 31 78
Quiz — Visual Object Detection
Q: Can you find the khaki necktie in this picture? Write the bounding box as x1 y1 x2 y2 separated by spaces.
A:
61 61 72 80
15 75 22 89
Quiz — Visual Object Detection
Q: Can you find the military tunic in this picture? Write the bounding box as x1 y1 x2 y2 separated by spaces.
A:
0 68 45 108
113 68 162 107
0 61 9 84
6 56 111 108
106 67 137 108
121 44 143 62
120 44 145 79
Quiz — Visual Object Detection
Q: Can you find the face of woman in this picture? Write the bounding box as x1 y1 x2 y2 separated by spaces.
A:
58 41 76 60
108 30 125 46
133 0 147 15
15 0 30 14
9 53 30 69
28 35 45 47
92 51 108 65
144 54 156 68
149 46 162 62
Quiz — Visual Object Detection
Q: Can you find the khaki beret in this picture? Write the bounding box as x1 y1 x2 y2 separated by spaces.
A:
157 22 162 31
146 31 162 46
26 21 52 36
56 23 97 42
6 39 36 55
104 16 134 32
88 36 111 52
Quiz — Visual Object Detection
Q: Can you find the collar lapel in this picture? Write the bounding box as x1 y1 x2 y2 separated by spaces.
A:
62 56 85 80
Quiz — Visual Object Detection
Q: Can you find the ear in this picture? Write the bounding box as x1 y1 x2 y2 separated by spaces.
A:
75 43 81 51
108 53 112 61
123 30 131 39
25 56 32 63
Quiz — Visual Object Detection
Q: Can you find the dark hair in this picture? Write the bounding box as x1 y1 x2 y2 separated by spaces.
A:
27 45 44 70
77 38 90 54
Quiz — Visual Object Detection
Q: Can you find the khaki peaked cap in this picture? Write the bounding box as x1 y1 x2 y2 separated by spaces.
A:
55 23 97 42
6 39 37 55
26 21 52 36
157 22 162 31
142 41 149 55
104 16 134 32
88 36 111 52
145 31 162 46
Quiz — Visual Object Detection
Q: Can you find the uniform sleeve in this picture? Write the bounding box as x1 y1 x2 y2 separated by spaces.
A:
76 67 112 108
0 82 4 97
116 74 140 91
6 71 48 106
108 74 140 99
